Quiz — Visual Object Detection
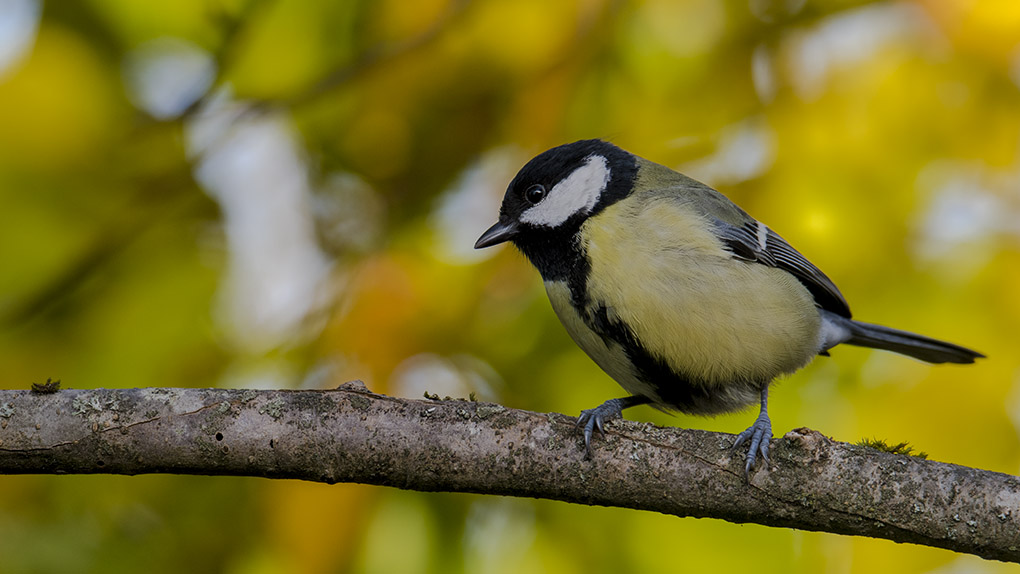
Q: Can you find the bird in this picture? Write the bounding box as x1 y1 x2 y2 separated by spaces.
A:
474 139 983 476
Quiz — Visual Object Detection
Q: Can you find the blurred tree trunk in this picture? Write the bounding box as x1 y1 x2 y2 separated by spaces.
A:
0 384 1016 563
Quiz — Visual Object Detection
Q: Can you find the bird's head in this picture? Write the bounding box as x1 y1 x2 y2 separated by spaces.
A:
475 140 637 262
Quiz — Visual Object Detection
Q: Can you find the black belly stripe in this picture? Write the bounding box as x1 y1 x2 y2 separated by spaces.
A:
554 219 764 415
560 241 739 414
586 305 752 414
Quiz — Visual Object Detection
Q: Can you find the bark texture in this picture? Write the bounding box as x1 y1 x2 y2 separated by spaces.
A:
0 384 1017 562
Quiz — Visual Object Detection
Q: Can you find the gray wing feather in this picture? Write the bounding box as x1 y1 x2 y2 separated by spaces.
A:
714 218 852 318
643 163 851 317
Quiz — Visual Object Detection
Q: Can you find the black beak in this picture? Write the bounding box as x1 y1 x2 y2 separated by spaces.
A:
474 220 519 249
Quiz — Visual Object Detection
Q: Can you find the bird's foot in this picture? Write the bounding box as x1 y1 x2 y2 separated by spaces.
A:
576 397 641 459
733 412 772 478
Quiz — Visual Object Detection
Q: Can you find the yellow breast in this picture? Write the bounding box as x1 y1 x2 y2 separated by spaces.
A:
576 194 821 387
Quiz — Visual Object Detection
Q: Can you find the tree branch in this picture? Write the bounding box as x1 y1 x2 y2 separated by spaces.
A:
0 384 1017 562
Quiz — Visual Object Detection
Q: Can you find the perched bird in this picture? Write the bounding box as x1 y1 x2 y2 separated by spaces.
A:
475 139 983 475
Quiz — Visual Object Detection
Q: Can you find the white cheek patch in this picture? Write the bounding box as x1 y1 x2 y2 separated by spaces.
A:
520 155 611 227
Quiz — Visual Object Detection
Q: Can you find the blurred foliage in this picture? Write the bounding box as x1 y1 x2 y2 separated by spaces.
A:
1 0 1019 572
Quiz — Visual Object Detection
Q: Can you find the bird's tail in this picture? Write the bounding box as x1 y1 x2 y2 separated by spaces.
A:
820 311 984 364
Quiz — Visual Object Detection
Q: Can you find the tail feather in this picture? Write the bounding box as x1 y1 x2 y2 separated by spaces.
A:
820 311 984 364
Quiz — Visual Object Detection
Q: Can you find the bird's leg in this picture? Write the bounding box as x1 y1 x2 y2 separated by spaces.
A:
733 385 773 478
576 395 652 458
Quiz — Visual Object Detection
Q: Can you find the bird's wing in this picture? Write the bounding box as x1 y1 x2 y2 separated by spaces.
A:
713 217 852 318
636 160 852 317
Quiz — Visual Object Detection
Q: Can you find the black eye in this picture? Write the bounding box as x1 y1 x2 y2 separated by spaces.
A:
524 184 546 205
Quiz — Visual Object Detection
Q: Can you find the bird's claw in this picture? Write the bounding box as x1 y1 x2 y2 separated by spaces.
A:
576 407 610 459
733 413 772 479
576 399 630 459
574 396 652 459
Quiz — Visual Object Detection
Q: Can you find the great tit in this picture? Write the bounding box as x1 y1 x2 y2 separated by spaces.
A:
475 139 983 475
